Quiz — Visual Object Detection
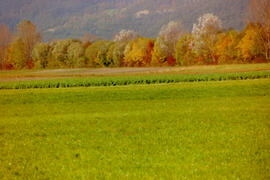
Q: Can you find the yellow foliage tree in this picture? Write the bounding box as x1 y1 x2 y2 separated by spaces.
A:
237 24 264 63
215 30 239 64
124 38 153 67
7 38 27 69
151 39 167 66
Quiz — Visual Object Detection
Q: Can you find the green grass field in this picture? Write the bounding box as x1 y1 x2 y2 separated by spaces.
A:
0 77 270 179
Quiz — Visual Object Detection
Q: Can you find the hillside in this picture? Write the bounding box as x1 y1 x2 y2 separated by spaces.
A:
0 0 250 40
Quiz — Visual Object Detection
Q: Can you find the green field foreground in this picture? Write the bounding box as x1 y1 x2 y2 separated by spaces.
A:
0 79 270 179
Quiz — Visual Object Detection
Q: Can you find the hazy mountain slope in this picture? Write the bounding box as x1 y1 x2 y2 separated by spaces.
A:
0 0 250 40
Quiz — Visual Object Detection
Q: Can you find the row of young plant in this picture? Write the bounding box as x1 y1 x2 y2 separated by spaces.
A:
1 71 269 89
1 6 270 70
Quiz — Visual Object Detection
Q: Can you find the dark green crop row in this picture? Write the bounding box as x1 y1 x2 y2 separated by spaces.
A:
0 71 270 89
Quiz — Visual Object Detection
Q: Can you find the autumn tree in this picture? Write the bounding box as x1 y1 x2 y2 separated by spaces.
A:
51 39 71 68
32 43 51 68
159 21 185 56
191 13 222 63
85 41 112 67
67 41 85 67
151 38 168 66
175 35 196 66
95 41 114 67
123 40 135 67
51 39 82 68
237 23 264 63
0 24 12 69
215 30 240 64
106 41 127 67
249 0 270 60
124 38 154 67
7 38 27 69
16 20 41 66
152 21 184 66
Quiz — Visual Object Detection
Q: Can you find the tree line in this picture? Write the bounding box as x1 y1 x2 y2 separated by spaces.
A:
0 0 269 70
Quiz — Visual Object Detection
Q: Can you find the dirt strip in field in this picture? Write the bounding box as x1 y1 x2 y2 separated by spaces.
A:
1 65 270 82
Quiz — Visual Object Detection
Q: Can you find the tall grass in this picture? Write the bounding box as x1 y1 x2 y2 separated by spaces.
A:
0 71 270 89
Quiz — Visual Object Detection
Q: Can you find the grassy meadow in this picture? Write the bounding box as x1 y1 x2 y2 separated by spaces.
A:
0 64 270 179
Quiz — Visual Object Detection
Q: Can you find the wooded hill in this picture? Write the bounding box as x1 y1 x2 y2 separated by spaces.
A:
0 0 249 40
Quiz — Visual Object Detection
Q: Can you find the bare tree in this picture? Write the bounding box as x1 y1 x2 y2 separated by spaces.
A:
0 24 12 69
113 29 139 42
81 32 100 43
249 0 270 60
158 21 185 57
192 13 222 62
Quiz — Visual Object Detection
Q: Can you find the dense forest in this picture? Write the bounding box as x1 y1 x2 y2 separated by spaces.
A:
0 0 269 70
0 0 249 40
